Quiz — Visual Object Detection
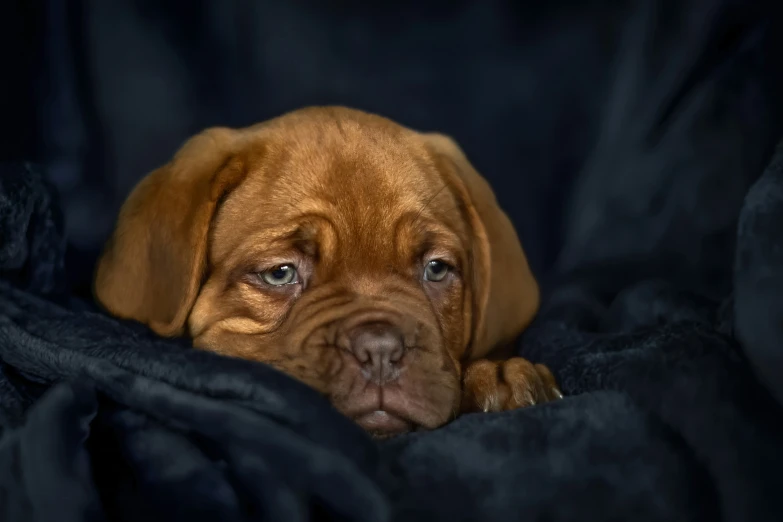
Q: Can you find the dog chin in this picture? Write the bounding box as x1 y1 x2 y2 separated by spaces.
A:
336 378 457 438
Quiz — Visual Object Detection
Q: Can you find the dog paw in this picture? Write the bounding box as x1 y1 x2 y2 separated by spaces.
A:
461 358 563 413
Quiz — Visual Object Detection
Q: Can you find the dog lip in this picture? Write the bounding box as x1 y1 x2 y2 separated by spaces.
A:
340 381 445 435
354 409 413 437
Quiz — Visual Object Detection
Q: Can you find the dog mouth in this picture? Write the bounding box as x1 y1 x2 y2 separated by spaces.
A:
353 409 414 438
340 382 449 438
325 341 461 438
344 391 419 438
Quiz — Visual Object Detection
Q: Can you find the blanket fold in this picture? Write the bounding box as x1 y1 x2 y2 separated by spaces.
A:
3 150 783 522
4 1 783 519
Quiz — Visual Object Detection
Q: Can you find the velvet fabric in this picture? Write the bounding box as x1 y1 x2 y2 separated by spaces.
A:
4 0 783 518
3 140 783 520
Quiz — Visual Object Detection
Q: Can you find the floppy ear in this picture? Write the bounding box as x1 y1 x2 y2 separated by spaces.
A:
94 127 248 337
422 133 540 359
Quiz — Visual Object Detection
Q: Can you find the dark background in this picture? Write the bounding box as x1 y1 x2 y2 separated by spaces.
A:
3 0 782 298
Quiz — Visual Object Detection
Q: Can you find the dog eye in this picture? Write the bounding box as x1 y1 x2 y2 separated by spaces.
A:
260 264 299 286
423 260 450 282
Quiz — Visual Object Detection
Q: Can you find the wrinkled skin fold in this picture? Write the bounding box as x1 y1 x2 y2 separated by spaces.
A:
94 106 559 436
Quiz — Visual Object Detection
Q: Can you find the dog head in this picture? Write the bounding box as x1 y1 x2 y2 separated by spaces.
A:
94 107 538 437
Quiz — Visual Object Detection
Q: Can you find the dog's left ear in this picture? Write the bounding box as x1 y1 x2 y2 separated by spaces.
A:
421 133 540 359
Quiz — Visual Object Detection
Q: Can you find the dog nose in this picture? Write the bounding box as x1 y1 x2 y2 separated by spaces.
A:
349 322 404 384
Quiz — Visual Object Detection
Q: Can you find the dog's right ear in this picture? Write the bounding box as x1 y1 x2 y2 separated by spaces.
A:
94 127 248 337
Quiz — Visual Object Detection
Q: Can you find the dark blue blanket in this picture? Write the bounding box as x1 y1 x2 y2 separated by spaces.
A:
4 3 783 521
3 151 783 522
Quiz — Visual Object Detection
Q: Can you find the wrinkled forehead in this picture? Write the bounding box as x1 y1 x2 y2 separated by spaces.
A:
210 129 468 262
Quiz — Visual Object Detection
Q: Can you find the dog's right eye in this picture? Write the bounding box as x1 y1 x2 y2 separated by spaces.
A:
260 264 299 286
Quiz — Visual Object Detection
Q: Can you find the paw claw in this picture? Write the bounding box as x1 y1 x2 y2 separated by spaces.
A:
461 358 561 414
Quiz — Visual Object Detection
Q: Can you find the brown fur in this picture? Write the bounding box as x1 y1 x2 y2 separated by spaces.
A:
94 106 561 437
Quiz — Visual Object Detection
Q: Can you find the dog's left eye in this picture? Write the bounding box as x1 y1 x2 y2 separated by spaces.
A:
260 264 299 286
423 260 450 282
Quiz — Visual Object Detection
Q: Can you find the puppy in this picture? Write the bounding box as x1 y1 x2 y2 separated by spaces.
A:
94 106 561 437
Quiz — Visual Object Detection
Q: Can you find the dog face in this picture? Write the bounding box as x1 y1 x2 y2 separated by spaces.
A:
94 107 539 437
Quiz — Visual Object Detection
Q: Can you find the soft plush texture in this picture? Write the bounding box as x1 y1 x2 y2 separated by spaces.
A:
3 141 783 520
4 2 783 519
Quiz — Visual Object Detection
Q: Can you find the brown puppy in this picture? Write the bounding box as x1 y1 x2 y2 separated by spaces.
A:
94 106 561 437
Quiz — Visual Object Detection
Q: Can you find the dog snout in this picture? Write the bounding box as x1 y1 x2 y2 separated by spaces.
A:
349 322 404 384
